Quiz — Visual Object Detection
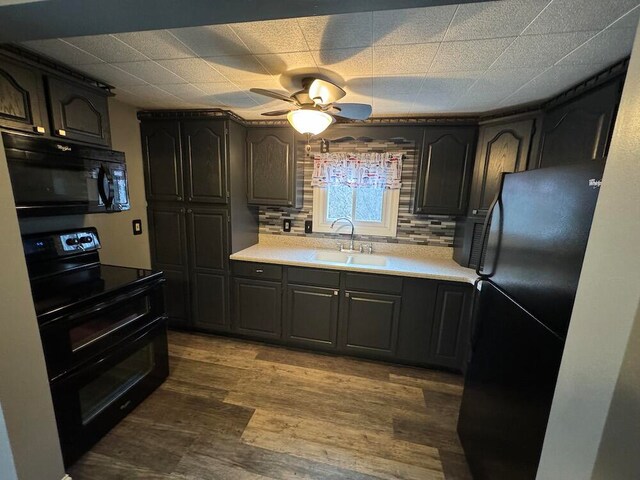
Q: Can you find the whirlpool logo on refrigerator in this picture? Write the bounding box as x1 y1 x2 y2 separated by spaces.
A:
589 178 602 189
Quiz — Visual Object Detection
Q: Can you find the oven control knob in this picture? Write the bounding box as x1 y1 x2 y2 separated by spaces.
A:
65 237 79 246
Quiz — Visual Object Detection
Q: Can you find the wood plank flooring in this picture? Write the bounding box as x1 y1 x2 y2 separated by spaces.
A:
69 331 472 480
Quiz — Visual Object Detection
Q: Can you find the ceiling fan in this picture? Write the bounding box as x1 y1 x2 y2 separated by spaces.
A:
250 77 372 135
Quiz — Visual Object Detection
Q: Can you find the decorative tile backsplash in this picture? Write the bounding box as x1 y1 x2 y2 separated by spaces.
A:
258 139 457 247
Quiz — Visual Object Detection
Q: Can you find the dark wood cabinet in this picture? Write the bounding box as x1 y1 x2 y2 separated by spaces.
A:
285 284 339 349
535 79 622 169
186 207 230 332
468 118 535 217
141 121 184 202
182 120 228 204
232 277 282 339
428 283 472 370
396 279 438 364
339 290 401 358
0 55 47 135
247 127 302 207
414 126 477 215
147 205 189 328
46 76 111 147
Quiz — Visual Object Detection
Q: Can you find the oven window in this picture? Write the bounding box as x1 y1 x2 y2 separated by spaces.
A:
8 161 91 204
69 296 151 351
79 343 155 425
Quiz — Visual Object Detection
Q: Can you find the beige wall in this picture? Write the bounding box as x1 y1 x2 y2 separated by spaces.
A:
19 98 152 268
0 135 66 479
536 20 640 480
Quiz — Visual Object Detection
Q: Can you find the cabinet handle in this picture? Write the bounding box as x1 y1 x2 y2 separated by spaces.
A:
255 269 264 273
177 196 183 201
56 129 67 136
180 208 185 213
187 209 193 213
472 209 478 215
334 290 338 296
188 197 193 201
345 292 350 298
33 126 45 134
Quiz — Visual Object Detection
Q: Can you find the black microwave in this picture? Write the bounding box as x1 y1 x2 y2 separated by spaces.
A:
2 132 130 216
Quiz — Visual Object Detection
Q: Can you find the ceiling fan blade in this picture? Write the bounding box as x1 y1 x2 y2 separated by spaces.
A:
261 109 293 116
308 78 346 105
249 88 295 103
330 103 372 120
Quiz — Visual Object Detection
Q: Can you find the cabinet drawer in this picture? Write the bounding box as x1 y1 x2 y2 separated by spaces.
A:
232 261 282 280
345 272 402 294
287 267 340 288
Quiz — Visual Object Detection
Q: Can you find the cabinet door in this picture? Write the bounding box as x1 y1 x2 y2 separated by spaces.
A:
396 279 438 364
285 284 339 349
147 206 189 328
182 120 228 204
339 290 401 358
46 76 111 146
0 56 47 134
247 127 299 207
469 119 534 217
428 283 472 371
233 277 282 339
141 121 184 202
187 207 230 332
536 80 622 169
415 126 476 215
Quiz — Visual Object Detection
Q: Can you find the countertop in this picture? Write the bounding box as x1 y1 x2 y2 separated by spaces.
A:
230 243 477 284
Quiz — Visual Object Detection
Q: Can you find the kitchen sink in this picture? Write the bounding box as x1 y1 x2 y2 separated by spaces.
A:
313 251 350 263
347 254 388 267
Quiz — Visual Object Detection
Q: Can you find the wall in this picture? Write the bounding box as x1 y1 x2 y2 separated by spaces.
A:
0 135 66 479
536 21 640 480
259 139 457 247
19 98 152 269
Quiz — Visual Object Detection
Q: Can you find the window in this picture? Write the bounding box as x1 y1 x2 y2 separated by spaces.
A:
312 185 400 237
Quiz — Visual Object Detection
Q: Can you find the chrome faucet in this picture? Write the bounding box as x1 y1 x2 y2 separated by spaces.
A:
331 217 356 252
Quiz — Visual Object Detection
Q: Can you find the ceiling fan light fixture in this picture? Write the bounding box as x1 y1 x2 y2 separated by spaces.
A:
287 109 332 135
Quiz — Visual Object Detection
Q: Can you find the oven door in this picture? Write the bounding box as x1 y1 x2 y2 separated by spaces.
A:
40 280 165 381
50 318 169 467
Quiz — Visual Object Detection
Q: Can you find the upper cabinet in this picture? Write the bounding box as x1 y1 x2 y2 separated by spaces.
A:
0 55 47 135
46 76 111 147
468 118 535 217
247 127 303 208
414 126 477 216
535 79 623 169
141 120 184 202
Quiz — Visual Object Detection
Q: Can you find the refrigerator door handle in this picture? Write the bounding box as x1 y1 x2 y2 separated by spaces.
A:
476 173 506 277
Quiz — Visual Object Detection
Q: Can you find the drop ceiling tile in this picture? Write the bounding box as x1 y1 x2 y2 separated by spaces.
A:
115 30 193 60
444 0 549 41
415 71 481 108
209 92 258 109
110 61 187 84
204 55 271 81
156 83 206 100
22 39 103 65
169 24 250 56
65 35 148 63
373 93 416 115
191 82 243 95
372 74 424 96
230 19 308 54
490 31 596 70
523 0 640 35
374 43 439 74
156 58 226 83
235 77 285 92
558 28 635 65
123 84 181 101
345 75 373 97
312 47 373 76
298 12 372 50
76 63 148 86
430 37 514 72
372 5 457 45
463 67 542 98
254 51 318 76
610 6 640 29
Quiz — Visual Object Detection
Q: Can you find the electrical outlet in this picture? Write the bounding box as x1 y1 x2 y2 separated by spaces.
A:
283 219 292 232
320 138 330 153
132 219 142 235
304 220 313 234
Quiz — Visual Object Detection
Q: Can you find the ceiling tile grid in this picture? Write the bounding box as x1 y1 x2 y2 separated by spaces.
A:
18 0 640 118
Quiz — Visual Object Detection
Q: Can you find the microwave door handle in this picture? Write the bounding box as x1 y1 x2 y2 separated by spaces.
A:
97 165 114 208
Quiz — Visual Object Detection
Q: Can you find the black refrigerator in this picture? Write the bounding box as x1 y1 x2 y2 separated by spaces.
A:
457 160 605 480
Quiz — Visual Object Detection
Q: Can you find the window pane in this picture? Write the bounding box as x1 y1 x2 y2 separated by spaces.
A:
355 187 384 222
327 184 352 220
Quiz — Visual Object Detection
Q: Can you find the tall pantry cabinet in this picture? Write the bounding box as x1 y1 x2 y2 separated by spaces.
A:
139 112 258 331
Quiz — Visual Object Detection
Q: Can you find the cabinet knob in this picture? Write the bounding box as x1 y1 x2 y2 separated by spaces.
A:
334 290 338 296
177 196 183 201
180 208 185 213
33 126 45 134
472 209 478 215
187 209 193 213
56 129 67 137
345 292 350 298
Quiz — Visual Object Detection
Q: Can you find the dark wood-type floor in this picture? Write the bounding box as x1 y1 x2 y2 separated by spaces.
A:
69 331 473 479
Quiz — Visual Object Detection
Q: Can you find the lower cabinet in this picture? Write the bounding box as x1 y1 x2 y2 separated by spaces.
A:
339 290 401 358
191 272 229 332
232 277 282 339
285 284 339 349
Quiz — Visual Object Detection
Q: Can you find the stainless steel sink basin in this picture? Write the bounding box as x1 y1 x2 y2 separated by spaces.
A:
313 251 350 263
347 254 388 267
